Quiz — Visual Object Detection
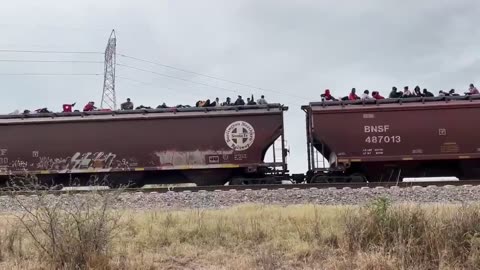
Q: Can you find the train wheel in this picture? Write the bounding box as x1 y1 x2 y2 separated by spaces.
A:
349 173 368 182
229 177 278 185
310 174 330 183
229 177 247 185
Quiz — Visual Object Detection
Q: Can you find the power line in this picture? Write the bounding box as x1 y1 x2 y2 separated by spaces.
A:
116 63 241 95
116 76 199 99
116 76 150 84
0 59 103 63
117 75 204 95
116 74 302 107
0 49 104 54
118 53 310 101
0 72 102 76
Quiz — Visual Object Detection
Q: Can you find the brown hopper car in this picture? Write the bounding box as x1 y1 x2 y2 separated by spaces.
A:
0 105 288 186
303 96 480 182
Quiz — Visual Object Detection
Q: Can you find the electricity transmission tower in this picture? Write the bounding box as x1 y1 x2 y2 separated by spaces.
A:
101 29 117 110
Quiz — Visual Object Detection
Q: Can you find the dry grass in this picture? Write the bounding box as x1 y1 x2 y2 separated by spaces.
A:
0 197 480 269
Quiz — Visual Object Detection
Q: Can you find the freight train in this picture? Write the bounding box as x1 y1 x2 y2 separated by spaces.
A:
0 95 479 187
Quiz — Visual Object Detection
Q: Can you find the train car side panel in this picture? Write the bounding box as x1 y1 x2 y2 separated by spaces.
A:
0 108 286 185
309 101 480 163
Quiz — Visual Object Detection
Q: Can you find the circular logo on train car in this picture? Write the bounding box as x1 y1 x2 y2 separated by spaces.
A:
224 121 255 151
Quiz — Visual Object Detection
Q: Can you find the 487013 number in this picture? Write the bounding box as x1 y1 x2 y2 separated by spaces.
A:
365 136 401 144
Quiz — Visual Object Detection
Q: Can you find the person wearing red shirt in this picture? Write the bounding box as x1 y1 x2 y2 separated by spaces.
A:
348 88 360 100
372 91 385 99
62 102 76 112
83 101 96 112
321 89 337 101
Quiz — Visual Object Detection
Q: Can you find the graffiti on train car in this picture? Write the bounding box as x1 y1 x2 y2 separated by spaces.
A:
33 152 130 171
0 149 8 167
155 150 236 166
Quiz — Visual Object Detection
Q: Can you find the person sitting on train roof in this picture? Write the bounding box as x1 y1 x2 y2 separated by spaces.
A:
83 101 96 112
247 95 257 105
402 86 413 98
206 99 216 107
449 89 459 96
439 90 446 96
35 108 51 113
361 90 372 100
195 100 205 107
234 95 245 105
136 105 152 109
157 103 168 109
215 97 221 107
121 98 134 110
62 102 76 113
389 86 402 98
372 91 385 99
348 88 360 100
414 86 422 97
423 89 434 97
257 95 268 105
222 97 232 106
465 83 480 95
320 89 337 101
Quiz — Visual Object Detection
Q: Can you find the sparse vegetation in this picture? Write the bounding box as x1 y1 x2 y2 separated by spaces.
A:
0 193 479 269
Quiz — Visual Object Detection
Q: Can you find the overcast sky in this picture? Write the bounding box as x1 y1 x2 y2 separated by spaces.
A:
1 0 480 173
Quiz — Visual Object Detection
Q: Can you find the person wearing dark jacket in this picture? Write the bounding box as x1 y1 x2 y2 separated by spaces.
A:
234 95 245 105
414 86 422 97
321 89 337 101
157 103 168 109
121 98 134 110
449 89 459 96
222 97 232 106
246 94 256 105
247 98 256 105
389 87 402 98
422 89 434 97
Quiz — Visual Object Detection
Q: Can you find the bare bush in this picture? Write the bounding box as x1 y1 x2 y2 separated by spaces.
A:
343 197 480 269
6 175 124 269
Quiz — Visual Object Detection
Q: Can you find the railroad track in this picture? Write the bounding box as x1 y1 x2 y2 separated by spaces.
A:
4 180 480 196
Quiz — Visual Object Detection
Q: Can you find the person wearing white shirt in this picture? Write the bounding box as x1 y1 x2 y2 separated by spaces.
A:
361 90 372 100
257 95 268 105
403 86 413 97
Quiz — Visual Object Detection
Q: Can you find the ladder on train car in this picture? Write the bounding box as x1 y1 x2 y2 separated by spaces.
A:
270 138 288 174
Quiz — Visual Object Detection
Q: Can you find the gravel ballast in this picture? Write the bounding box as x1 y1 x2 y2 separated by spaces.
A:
0 185 479 212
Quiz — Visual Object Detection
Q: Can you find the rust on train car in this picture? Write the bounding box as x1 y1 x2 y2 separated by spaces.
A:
0 105 288 186
303 96 480 181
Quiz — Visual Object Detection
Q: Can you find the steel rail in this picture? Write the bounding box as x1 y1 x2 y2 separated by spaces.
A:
2 180 480 196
